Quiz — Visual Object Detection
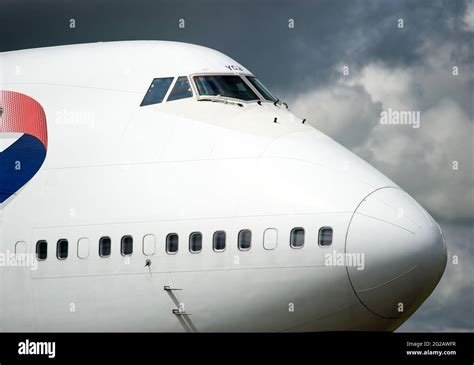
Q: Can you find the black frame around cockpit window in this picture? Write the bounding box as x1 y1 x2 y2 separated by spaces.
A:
167 76 193 102
139 73 278 106
140 77 174 106
245 76 278 102
193 75 258 101
189 73 276 104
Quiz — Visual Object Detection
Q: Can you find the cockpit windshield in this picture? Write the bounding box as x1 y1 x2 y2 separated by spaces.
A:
194 75 259 101
245 76 278 102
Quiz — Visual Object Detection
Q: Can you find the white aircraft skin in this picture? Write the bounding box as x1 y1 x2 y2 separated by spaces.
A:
0 41 447 332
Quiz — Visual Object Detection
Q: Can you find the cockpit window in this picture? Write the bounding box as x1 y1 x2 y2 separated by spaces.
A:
194 75 258 101
167 76 193 101
140 77 174 106
246 76 278 102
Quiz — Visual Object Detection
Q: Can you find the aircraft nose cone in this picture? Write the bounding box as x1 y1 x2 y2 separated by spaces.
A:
346 187 447 319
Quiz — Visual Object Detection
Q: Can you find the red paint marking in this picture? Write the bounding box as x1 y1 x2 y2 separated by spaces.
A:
0 90 48 149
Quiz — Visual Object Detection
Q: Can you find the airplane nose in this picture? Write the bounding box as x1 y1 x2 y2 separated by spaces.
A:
346 187 447 319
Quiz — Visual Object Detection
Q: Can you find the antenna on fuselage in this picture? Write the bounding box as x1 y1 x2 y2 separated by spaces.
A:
145 259 152 275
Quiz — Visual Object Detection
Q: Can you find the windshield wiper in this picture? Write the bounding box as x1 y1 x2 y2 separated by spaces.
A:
273 98 289 109
198 96 244 107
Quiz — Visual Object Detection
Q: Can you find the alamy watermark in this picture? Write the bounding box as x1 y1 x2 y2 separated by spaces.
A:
55 107 95 128
0 251 38 270
380 108 420 128
18 340 55 358
324 250 365 271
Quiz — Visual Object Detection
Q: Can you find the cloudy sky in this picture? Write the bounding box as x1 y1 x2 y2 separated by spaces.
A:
1 0 472 331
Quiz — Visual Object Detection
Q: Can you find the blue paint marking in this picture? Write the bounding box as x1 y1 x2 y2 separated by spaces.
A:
0 134 46 203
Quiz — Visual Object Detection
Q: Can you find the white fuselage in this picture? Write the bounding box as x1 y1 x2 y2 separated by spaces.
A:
0 41 447 332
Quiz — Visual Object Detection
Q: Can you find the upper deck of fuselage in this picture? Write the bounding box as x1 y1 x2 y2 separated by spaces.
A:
0 41 253 93
1 40 309 140
0 41 395 191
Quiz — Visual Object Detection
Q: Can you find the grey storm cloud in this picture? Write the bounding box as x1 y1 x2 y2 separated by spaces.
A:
284 1 474 223
1 0 472 332
1 0 469 90
290 41 474 222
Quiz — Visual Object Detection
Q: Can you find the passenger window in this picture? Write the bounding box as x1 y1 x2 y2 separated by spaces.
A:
238 229 252 251
36 240 47 260
290 228 305 248
213 231 226 252
263 228 278 250
166 233 179 254
140 77 174 106
142 234 156 256
167 76 193 101
15 241 27 255
121 235 133 256
57 239 69 259
77 237 90 259
319 227 333 246
189 232 202 253
99 236 112 257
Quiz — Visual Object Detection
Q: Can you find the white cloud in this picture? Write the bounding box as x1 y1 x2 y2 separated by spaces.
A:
349 65 416 110
290 82 381 148
358 96 473 221
463 0 474 32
